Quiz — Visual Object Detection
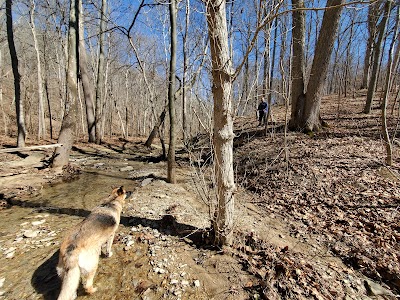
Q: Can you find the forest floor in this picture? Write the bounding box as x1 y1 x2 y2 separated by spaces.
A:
0 92 399 300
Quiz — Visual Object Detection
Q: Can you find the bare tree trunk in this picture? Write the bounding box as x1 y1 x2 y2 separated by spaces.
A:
95 0 107 144
206 0 235 246
6 0 26 147
29 0 46 140
102 48 111 139
42 34 53 139
329 42 340 94
167 0 177 184
51 0 79 169
390 35 400 116
113 99 126 138
382 2 397 166
182 0 190 144
364 1 391 114
0 49 7 135
303 0 344 131
290 0 344 132
289 0 306 130
43 0 68 121
78 0 95 143
268 17 278 104
344 15 355 98
265 17 278 133
144 107 166 147
360 3 378 90
125 70 130 137
262 13 271 100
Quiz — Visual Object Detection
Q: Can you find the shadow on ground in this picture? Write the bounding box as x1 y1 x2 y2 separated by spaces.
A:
31 250 61 300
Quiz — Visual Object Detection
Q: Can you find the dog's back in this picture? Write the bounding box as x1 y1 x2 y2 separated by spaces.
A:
57 186 131 300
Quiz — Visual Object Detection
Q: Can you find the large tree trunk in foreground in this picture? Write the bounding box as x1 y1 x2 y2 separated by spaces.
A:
78 0 95 143
290 0 344 132
206 0 236 246
6 0 26 147
51 0 79 169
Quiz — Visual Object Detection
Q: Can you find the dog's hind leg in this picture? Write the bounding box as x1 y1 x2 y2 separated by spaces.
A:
83 267 98 295
79 251 99 295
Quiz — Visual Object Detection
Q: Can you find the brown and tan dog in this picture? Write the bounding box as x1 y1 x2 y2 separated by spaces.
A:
56 186 132 300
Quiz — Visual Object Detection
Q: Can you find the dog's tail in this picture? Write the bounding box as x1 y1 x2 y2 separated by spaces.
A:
57 251 80 300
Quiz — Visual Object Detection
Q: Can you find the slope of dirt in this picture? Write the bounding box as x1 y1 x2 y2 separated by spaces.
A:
0 92 399 299
231 93 400 298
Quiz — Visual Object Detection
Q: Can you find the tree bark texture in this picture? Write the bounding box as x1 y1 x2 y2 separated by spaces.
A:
167 0 177 184
364 1 391 114
182 0 190 144
290 0 344 132
304 0 344 131
361 3 379 89
78 0 95 143
0 49 7 135
51 0 79 169
95 0 107 144
6 0 26 147
43 34 53 139
206 0 236 246
289 0 306 130
381 1 396 166
144 107 166 147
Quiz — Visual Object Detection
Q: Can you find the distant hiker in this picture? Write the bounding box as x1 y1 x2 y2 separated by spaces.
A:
257 99 268 126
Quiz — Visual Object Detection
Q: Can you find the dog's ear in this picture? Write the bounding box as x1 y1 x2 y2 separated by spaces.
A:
116 186 125 196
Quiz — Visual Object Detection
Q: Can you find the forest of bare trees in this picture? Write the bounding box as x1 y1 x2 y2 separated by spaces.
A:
1 0 399 245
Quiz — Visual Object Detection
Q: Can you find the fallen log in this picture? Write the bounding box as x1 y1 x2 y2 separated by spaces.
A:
0 144 63 153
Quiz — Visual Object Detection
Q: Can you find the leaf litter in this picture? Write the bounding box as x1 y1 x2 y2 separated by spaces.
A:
232 94 399 298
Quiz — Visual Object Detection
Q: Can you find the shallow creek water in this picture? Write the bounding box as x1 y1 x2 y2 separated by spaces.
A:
0 171 157 300
30 171 136 211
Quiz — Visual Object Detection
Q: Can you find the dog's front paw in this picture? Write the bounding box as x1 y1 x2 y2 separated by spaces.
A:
85 286 98 294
